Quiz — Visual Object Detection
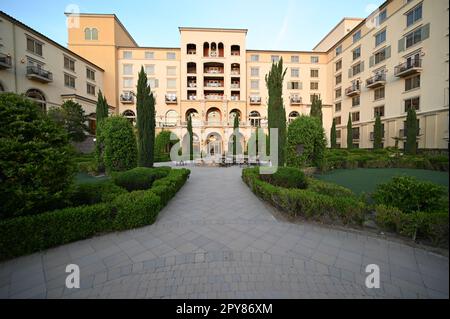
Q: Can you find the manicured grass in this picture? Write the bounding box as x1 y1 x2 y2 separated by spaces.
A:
75 173 110 184
315 168 449 194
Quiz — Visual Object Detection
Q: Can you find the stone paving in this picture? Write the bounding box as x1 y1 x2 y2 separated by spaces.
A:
0 166 448 299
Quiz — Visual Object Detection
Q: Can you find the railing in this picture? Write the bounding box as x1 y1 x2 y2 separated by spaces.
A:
230 96 240 101
165 95 177 103
366 73 386 87
26 66 53 81
188 83 197 88
204 69 224 74
188 95 197 101
0 53 12 68
345 83 360 96
249 97 262 104
394 59 422 77
205 95 224 101
231 70 240 75
205 83 224 88
290 96 302 104
231 84 240 89
120 94 134 103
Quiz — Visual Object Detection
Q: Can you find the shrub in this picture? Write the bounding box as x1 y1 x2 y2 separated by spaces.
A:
48 100 88 142
97 116 137 173
260 167 308 189
112 166 171 191
287 116 326 168
68 181 127 206
155 130 179 162
0 93 76 219
307 178 355 198
151 169 191 205
372 176 447 213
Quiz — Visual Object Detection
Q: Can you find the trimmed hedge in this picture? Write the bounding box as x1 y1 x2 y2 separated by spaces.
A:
68 180 128 206
0 168 190 261
260 167 308 189
242 168 366 225
112 167 171 191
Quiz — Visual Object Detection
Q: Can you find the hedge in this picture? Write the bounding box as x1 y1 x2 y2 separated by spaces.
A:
112 167 171 191
68 180 128 207
0 168 191 261
242 168 366 225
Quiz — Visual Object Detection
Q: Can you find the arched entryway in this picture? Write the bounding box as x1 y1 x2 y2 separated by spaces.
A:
229 109 241 124
206 107 222 125
182 132 200 156
206 132 222 156
289 111 300 123
122 109 136 124
25 89 46 111
165 110 178 126
186 108 201 126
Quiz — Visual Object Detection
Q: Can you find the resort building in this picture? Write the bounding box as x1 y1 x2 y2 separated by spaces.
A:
1 0 448 154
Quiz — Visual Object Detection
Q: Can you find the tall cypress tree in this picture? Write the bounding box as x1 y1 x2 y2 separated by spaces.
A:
232 113 240 163
136 66 155 167
347 113 353 150
330 118 337 149
95 90 108 129
187 114 193 161
310 95 323 125
405 108 418 154
373 114 383 149
95 90 109 172
265 57 287 167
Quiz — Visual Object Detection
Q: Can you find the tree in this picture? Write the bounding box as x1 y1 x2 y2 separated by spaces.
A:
48 100 88 142
405 108 418 154
187 114 194 161
154 130 179 162
0 93 76 219
347 113 353 150
265 57 287 167
136 66 156 167
232 113 240 163
286 115 326 168
330 118 337 149
373 114 383 149
95 90 109 172
95 90 109 126
310 95 323 125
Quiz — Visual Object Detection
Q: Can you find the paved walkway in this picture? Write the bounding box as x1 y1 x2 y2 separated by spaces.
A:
0 166 448 299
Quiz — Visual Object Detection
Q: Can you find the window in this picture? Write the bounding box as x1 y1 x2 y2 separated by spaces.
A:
352 95 360 107
352 112 360 122
374 87 385 100
374 48 388 64
375 30 386 47
87 83 96 96
123 78 133 88
145 51 154 59
145 65 155 75
86 68 95 81
271 55 280 63
291 55 299 63
167 79 176 89
334 116 341 125
405 74 420 91
123 64 133 75
335 74 342 85
84 28 98 40
167 52 176 60
335 102 342 112
291 68 299 78
353 30 361 43
335 88 342 99
407 4 422 27
251 80 259 90
336 130 341 139
251 67 259 77
336 45 342 56
311 56 319 64
167 66 176 76
404 96 420 112
148 78 159 88
336 60 342 72
64 56 75 72
288 81 300 90
310 69 319 78
27 37 43 56
375 9 387 26
123 51 132 59
251 54 259 62
374 105 385 117
353 47 361 61
406 28 423 49
352 127 360 139
64 74 75 88
310 82 319 90
351 62 363 77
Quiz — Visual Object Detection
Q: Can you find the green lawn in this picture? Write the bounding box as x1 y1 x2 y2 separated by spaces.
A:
75 173 110 184
315 168 449 195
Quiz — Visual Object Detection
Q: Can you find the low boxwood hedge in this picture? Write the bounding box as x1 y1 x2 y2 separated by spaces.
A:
242 168 366 225
68 180 128 206
0 168 191 261
112 167 171 191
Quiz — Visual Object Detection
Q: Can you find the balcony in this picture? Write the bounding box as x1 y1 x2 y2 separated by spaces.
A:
231 70 240 75
370 131 385 141
0 53 12 69
394 59 422 77
188 82 197 88
26 66 53 83
345 83 360 97
230 95 240 101
165 94 177 104
290 96 302 105
204 82 224 89
120 94 134 104
366 73 386 89
249 96 261 105
205 94 224 101
204 68 224 75
188 95 197 101
231 83 240 89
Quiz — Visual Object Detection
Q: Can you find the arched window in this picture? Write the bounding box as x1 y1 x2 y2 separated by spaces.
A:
122 109 136 124
91 28 98 40
203 42 209 57
289 111 300 123
186 109 201 126
218 43 224 57
210 42 217 57
25 89 46 112
187 44 196 55
187 62 196 74
249 111 261 127
229 109 241 124
207 107 221 124
165 110 178 126
231 45 240 56
84 28 98 40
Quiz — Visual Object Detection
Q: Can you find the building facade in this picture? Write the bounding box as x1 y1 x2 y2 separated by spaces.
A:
1 0 448 155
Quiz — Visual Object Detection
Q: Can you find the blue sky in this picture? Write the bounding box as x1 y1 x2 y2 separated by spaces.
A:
0 0 385 50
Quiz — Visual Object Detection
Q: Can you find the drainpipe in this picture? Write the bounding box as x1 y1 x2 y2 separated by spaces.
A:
12 24 18 93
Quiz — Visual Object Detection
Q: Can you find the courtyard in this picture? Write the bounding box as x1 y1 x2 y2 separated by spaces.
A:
0 165 448 299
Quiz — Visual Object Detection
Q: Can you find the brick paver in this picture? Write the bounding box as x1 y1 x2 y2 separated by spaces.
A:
0 165 448 299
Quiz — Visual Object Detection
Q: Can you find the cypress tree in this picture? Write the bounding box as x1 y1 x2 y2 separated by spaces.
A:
95 90 109 172
136 66 155 167
310 95 323 125
232 114 240 163
265 57 287 167
347 113 353 150
95 90 108 129
405 108 418 154
187 114 194 161
373 114 383 149
330 118 337 149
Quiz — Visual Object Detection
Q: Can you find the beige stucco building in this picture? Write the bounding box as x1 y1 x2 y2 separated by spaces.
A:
1 0 448 154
